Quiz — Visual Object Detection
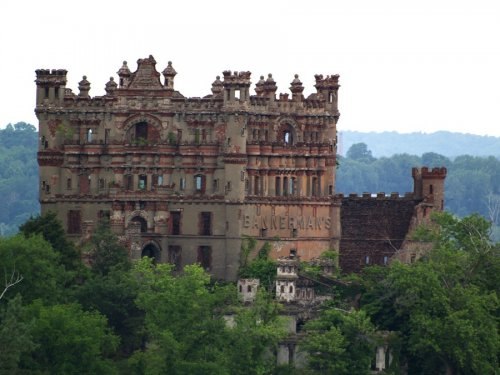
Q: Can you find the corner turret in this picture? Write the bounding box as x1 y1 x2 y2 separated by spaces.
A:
35 69 67 105
314 74 340 113
412 167 447 210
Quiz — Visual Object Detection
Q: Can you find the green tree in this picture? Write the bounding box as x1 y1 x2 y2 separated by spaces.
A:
0 235 64 304
239 241 277 291
346 142 375 163
20 212 81 272
20 301 118 375
131 259 234 374
225 290 286 375
303 308 376 375
89 219 130 276
75 266 145 356
0 295 35 373
360 213 500 374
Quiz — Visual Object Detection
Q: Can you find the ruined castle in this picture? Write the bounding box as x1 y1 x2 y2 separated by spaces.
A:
36 55 446 279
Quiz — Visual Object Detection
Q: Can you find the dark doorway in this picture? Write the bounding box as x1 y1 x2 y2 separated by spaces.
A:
141 243 160 263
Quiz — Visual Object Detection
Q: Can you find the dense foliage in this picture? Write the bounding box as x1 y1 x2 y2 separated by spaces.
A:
0 122 38 236
0 210 498 374
0 215 287 374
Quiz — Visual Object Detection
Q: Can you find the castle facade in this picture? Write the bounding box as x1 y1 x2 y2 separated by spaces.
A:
36 56 445 279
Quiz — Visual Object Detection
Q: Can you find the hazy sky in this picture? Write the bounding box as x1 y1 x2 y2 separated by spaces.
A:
2 0 500 136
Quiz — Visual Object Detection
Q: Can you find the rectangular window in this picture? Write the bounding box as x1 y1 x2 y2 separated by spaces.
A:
195 175 205 192
254 176 260 196
125 175 133 190
311 177 318 196
197 246 212 271
282 177 288 196
168 246 182 271
79 174 90 194
157 175 163 186
170 211 181 235
180 177 186 191
213 179 219 192
98 178 105 190
67 178 72 190
200 212 212 236
138 175 147 190
275 177 281 196
67 210 81 234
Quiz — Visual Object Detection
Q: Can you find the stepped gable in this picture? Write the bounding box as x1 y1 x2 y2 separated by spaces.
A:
127 55 164 90
339 193 420 273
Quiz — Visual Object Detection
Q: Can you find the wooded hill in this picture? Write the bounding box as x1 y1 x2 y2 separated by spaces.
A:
340 130 500 158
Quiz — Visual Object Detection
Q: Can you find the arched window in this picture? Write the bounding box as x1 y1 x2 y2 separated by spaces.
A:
86 128 93 143
195 175 205 193
131 216 147 233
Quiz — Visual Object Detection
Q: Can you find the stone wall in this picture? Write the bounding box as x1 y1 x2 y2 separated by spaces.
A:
339 194 420 273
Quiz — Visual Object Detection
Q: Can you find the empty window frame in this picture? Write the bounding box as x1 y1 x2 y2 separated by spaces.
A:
200 212 212 236
67 210 81 234
197 246 212 271
170 211 181 235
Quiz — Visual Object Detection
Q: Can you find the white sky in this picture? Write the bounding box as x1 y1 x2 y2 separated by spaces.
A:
1 0 500 136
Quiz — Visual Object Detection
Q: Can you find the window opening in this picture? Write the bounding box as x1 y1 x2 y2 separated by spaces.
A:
170 211 181 235
138 175 147 190
67 210 81 234
197 246 212 271
135 122 148 141
131 216 147 233
168 245 182 271
200 212 212 236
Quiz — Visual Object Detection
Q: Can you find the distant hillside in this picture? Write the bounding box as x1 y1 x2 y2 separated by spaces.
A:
339 131 500 158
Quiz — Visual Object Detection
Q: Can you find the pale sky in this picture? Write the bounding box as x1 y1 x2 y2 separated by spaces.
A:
1 0 500 136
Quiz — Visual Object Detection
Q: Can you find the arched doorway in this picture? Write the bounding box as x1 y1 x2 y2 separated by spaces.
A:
141 243 160 263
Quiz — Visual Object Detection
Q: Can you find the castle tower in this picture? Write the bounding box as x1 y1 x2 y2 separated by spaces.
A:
35 69 67 105
222 70 251 201
412 167 447 210
314 74 340 113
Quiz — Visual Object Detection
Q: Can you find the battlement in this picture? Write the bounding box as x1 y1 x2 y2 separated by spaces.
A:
222 70 252 85
35 69 67 85
412 166 447 179
314 74 340 89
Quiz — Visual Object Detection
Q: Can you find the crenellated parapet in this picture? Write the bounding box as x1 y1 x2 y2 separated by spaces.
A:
412 166 447 179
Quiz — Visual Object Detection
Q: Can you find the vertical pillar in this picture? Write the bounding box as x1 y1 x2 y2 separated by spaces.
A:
268 172 276 196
